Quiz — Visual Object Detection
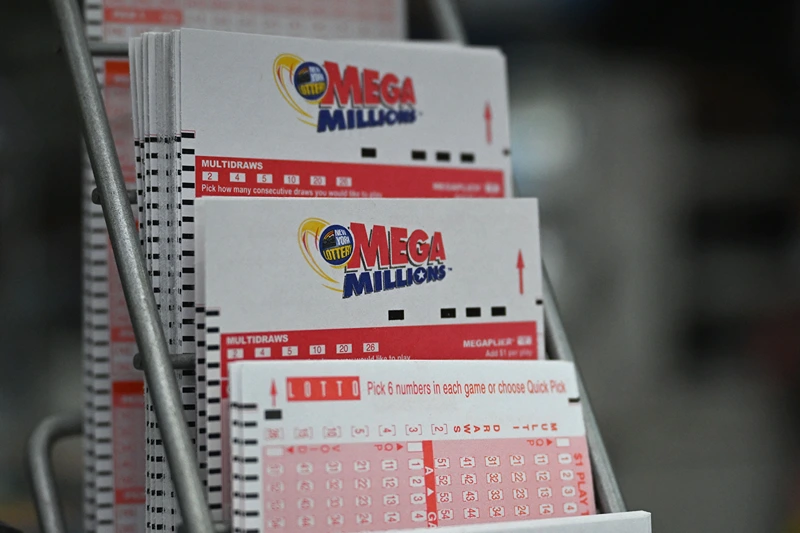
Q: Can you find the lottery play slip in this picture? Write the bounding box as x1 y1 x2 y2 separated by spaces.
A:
86 6 403 533
129 29 515 524
81 56 142 533
229 359 596 533
198 197 545 522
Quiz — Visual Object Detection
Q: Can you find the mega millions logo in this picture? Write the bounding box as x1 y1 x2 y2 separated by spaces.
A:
298 218 447 298
274 54 417 133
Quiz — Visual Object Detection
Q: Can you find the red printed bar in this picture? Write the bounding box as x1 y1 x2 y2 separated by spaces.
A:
111 325 135 344
286 376 361 402
195 156 505 199
112 381 145 505
104 7 182 25
115 488 145 506
221 322 537 381
423 440 438 527
112 381 144 405
104 60 130 88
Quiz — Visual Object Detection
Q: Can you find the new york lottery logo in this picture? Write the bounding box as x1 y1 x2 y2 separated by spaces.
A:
298 218 447 298
274 53 417 133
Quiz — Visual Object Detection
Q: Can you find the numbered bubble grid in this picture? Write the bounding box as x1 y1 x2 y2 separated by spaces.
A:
258 436 593 532
260 441 426 531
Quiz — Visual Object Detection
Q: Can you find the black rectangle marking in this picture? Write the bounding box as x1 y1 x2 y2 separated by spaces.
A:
436 151 451 162
264 410 281 420
411 150 426 160
388 309 404 321
361 147 377 158
466 307 481 317
491 306 507 316
441 308 456 319
460 152 475 163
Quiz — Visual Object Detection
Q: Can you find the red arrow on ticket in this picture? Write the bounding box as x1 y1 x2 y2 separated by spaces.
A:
517 250 525 295
270 379 277 407
484 102 493 144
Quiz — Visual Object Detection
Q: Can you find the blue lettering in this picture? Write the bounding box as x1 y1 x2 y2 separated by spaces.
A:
356 109 368 128
343 272 374 298
344 264 445 298
383 269 396 290
317 109 346 132
412 266 427 284
365 109 376 127
395 268 408 288
397 109 416 124
318 106 415 133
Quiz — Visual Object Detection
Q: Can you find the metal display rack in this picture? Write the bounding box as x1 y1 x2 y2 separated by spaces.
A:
27 0 626 531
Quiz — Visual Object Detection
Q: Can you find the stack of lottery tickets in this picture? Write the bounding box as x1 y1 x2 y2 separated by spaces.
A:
127 26 582 532
88 11 607 533
128 27 521 530
81 4 404 533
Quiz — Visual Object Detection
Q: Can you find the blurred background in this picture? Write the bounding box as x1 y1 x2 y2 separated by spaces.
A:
2 0 800 531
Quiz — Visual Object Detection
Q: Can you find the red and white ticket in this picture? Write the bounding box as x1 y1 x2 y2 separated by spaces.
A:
176 29 511 202
85 0 406 43
229 359 595 533
198 197 543 521
199 197 542 364
82 56 145 533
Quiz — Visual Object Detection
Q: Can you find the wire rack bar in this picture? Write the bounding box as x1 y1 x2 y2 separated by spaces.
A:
543 270 626 513
88 41 128 56
26 413 82 533
47 0 215 531
429 0 467 43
